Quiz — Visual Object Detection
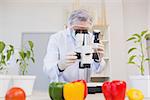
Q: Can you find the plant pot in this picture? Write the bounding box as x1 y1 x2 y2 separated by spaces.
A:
0 75 11 97
12 75 36 96
129 75 150 98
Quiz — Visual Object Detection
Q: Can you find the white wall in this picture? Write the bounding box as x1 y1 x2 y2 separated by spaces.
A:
0 1 3 36
148 0 150 27
123 0 148 34
1 2 67 48
105 0 127 80
0 0 104 48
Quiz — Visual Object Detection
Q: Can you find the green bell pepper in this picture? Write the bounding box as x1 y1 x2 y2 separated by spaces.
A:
49 82 66 100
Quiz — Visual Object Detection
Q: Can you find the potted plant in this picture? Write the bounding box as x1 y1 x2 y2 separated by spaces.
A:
127 30 150 98
12 40 36 96
0 40 14 97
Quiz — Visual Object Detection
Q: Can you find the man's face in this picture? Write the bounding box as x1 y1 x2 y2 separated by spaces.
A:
71 21 92 31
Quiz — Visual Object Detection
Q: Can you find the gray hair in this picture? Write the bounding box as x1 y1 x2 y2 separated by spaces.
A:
68 9 93 26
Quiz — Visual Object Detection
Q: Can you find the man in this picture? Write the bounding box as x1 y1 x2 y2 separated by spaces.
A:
43 9 105 82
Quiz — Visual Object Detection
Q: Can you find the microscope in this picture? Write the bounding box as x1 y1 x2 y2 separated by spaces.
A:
75 29 103 94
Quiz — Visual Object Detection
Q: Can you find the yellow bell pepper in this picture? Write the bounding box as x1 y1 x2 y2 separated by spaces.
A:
63 81 85 100
127 88 144 100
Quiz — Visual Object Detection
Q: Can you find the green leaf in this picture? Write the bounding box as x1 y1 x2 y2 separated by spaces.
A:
145 58 150 62
128 55 136 64
26 51 31 59
9 45 14 53
132 33 141 38
132 33 141 42
19 62 22 66
145 33 150 40
128 47 136 54
16 59 20 63
19 51 25 60
127 37 136 41
31 57 35 63
141 30 148 36
1 54 5 60
2 61 6 65
0 67 3 70
128 62 136 64
1 54 6 65
140 66 144 75
28 41 34 49
0 41 5 53
9 45 13 49
7 50 11 61
24 52 27 58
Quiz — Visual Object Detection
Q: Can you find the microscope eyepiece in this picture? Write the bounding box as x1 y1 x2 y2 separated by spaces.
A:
75 29 88 35
93 29 101 43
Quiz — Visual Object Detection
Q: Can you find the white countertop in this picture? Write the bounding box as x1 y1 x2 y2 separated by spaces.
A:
26 92 105 100
1 91 150 100
26 91 150 100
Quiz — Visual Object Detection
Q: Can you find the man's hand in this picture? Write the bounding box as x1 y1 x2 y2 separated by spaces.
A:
58 52 77 71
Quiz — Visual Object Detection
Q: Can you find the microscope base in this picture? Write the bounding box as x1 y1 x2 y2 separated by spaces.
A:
87 83 103 94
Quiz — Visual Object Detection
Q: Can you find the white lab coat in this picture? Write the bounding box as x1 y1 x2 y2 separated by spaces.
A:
43 28 105 82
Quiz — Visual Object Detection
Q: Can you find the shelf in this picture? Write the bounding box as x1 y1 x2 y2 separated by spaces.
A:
92 25 109 30
103 57 109 60
91 74 110 77
92 24 110 78
101 40 109 43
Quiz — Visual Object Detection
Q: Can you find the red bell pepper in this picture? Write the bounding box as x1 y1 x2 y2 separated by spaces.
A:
102 81 112 100
72 80 88 99
111 80 126 100
102 80 126 100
